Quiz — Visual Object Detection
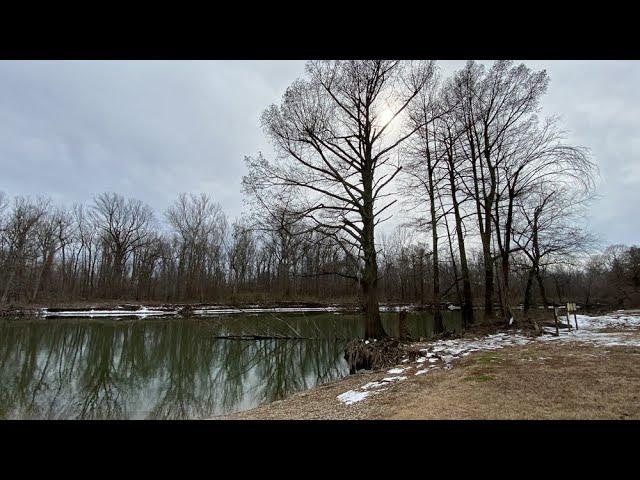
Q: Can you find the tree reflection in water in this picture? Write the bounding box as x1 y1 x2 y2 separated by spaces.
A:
0 315 351 419
0 311 460 419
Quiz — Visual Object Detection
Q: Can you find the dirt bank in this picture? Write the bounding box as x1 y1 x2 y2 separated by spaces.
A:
217 313 640 420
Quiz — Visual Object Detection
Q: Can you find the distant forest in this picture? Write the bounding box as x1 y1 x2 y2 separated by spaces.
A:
1 61 638 326
0 191 637 312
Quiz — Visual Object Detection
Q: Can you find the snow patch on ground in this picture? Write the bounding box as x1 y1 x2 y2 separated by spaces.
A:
361 381 387 390
538 313 640 348
337 390 371 405
387 368 406 374
381 376 407 382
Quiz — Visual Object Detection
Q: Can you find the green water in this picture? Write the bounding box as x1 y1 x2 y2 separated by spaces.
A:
0 311 461 419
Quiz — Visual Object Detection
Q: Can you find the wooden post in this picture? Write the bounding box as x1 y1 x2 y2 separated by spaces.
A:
566 307 572 331
567 302 578 330
553 305 559 336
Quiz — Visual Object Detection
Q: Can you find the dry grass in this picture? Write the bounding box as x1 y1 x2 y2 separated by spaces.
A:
389 341 640 420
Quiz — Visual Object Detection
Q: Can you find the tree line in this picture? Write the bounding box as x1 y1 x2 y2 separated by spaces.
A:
1 60 637 339
0 190 637 314
0 191 356 305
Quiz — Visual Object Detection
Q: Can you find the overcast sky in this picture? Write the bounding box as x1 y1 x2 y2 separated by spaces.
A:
0 60 638 246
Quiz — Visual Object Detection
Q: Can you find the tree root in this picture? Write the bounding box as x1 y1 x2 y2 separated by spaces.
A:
344 337 407 374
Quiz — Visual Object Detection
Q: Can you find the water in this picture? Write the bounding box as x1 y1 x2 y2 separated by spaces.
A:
0 311 462 419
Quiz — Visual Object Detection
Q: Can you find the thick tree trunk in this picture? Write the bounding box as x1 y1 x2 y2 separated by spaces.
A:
535 269 549 308
495 188 515 321
430 199 443 335
482 233 494 314
470 148 494 315
447 157 474 327
361 254 384 339
523 267 535 312
360 192 385 339
427 163 443 334
32 250 53 303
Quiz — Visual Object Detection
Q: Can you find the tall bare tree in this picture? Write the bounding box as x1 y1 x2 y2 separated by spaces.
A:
492 115 594 319
403 75 449 332
90 193 154 298
166 193 226 301
244 60 436 338
451 60 549 315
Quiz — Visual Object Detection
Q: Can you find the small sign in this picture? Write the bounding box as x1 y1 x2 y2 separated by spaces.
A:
566 303 576 313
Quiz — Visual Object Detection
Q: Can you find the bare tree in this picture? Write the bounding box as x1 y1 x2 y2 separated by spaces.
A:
491 115 594 319
227 219 255 296
513 183 596 311
244 60 436 338
90 193 154 298
451 60 549 315
439 99 475 326
402 75 449 332
31 208 67 302
1 196 48 304
166 193 226 301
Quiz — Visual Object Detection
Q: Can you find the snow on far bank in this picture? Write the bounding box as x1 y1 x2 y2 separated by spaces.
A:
40 307 173 318
192 306 345 315
39 304 350 318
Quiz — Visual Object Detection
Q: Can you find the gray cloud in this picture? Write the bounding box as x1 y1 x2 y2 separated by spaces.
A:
0 60 637 246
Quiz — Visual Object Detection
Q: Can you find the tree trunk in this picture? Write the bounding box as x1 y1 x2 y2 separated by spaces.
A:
482 233 494 314
361 180 385 339
431 198 443 335
425 132 443 334
32 249 54 303
535 269 549 308
523 267 535 312
361 256 384 339
447 156 474 327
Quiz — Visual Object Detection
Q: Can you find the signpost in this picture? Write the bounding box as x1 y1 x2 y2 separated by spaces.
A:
567 303 578 330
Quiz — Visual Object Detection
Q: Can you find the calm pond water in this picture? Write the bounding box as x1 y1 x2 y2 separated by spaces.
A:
0 311 462 419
